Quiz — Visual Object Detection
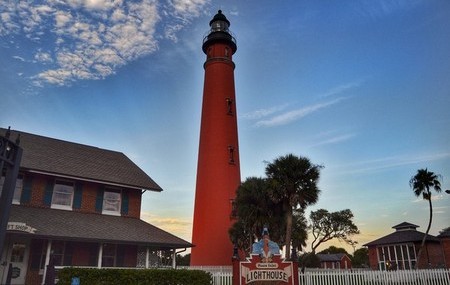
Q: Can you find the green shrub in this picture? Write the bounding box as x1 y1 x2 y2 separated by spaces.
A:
57 268 212 285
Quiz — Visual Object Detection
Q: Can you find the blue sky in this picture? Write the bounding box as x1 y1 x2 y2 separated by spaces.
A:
1 0 449 253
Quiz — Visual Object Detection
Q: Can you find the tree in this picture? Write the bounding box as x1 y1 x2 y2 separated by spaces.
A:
309 209 359 253
318 246 349 255
409 168 442 268
265 154 322 259
176 253 190 266
352 248 369 268
291 209 308 255
229 177 284 256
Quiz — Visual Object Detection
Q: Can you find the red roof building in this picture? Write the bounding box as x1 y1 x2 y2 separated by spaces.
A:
0 128 192 285
364 222 446 270
316 253 352 269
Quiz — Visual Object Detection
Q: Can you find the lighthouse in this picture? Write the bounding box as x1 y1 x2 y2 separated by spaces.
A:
191 10 241 266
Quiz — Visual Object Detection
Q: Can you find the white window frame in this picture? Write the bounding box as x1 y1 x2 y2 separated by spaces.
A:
102 188 121 216
12 175 23 204
51 180 74 210
0 175 23 204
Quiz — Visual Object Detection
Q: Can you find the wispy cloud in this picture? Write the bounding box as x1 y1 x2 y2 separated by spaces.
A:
356 0 423 19
0 0 210 87
311 133 356 147
319 81 362 98
242 81 361 128
241 104 289 120
255 97 346 128
337 152 450 175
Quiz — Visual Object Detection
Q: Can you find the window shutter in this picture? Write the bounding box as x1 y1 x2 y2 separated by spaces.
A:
73 182 83 209
121 191 129 215
21 176 33 203
43 179 54 206
95 187 104 212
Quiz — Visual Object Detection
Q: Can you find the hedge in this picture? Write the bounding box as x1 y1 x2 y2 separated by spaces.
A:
57 268 212 285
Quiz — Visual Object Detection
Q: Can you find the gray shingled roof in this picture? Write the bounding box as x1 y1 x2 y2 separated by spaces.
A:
364 223 440 247
1 128 162 191
8 205 192 249
317 253 347 262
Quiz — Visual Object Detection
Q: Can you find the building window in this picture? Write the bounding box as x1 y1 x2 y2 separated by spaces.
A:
207 47 212 58
51 241 73 266
51 180 74 210
102 189 121 215
228 145 235 164
102 243 116 267
0 174 23 204
377 244 416 270
226 98 233 115
12 175 23 204
230 199 237 218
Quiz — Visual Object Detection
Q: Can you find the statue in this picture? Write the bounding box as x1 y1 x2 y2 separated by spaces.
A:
252 226 280 263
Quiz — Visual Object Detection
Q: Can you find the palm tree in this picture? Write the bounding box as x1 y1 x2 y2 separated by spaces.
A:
409 168 442 268
265 154 322 259
229 177 284 255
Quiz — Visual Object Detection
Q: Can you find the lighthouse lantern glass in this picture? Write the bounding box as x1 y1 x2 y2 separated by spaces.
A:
212 20 228 32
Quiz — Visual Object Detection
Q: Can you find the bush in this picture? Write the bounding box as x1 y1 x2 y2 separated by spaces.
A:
57 268 212 285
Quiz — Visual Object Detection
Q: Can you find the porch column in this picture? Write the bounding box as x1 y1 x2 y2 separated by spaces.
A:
41 240 52 285
145 247 149 269
97 243 103 268
172 250 176 269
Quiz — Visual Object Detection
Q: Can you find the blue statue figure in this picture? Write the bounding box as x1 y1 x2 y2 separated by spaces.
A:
252 226 280 262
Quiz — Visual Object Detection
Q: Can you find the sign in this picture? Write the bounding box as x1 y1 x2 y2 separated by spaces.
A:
240 254 294 284
71 277 80 285
7 222 37 234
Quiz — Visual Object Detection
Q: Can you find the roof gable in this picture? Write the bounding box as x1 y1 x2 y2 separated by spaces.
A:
1 128 162 191
393 222 419 231
364 222 440 246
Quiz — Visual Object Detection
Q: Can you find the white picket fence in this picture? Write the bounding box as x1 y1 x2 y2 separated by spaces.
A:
204 268 450 285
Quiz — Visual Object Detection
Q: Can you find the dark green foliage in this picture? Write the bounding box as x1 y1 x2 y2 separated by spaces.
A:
176 253 190 266
352 247 369 268
299 253 320 268
265 154 322 259
57 268 212 285
229 177 285 255
318 246 349 255
409 168 442 269
309 208 359 253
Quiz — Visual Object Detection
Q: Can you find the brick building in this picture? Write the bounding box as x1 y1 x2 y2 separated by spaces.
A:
437 227 450 268
364 222 446 270
0 128 192 285
316 253 352 269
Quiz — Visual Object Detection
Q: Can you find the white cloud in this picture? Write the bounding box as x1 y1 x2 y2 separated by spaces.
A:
337 152 450 175
34 51 53 63
54 11 72 28
0 0 209 86
13 56 25 62
312 133 356 147
241 104 289 120
319 81 362 98
170 0 209 17
357 0 423 19
255 97 346 127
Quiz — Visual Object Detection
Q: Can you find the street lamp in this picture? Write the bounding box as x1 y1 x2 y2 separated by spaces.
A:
0 127 23 258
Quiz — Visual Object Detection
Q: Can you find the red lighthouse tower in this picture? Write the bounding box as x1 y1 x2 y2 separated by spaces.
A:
191 10 241 266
